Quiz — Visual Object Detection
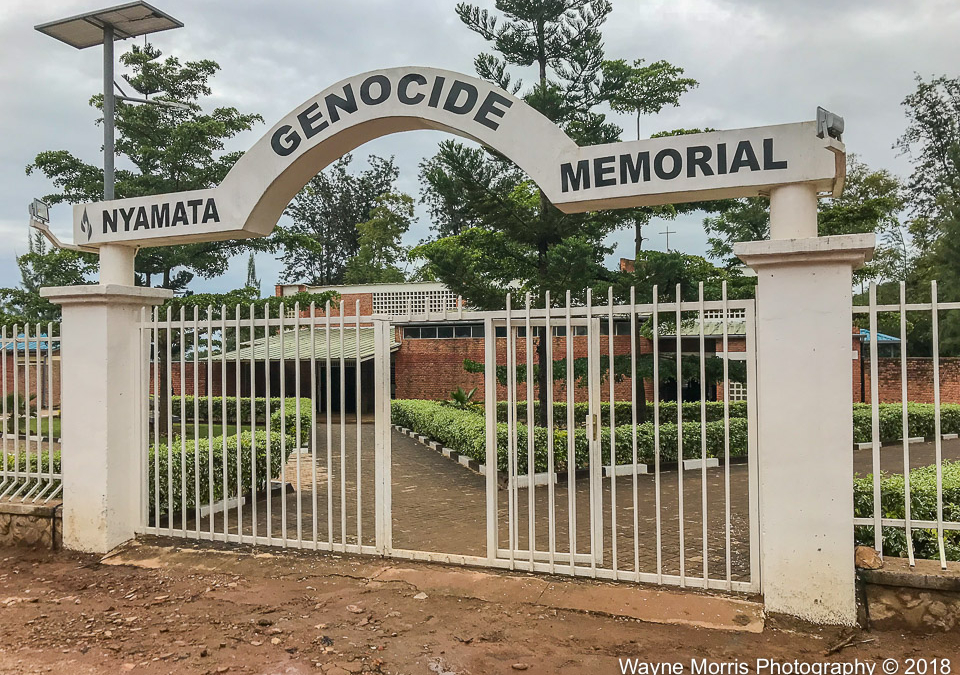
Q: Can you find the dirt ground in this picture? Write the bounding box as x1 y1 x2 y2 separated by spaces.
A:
1 542 959 675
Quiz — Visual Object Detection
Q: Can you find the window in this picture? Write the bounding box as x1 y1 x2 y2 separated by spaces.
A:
727 381 747 401
402 324 484 339
373 289 459 315
702 308 746 320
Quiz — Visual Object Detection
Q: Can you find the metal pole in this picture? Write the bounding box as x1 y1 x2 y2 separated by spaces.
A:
100 24 136 285
103 25 114 201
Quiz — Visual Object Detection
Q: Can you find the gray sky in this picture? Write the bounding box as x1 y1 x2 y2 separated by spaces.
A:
1 0 958 293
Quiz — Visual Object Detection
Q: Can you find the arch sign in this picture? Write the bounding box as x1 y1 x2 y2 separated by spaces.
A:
73 66 845 248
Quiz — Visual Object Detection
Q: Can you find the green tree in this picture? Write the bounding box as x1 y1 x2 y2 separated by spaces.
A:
601 59 698 140
344 193 413 284
703 157 905 286
245 252 260 292
895 74 960 234
0 231 98 326
275 154 399 284
26 44 263 291
419 0 634 425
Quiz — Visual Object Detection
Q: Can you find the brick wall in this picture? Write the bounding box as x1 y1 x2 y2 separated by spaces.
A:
148 362 228 396
2 353 61 409
860 356 960 404
393 333 693 404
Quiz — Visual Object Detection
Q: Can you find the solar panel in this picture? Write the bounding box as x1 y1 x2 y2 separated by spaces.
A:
35 1 183 50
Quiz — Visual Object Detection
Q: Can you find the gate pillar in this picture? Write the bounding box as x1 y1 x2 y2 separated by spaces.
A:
735 232 874 625
41 283 171 553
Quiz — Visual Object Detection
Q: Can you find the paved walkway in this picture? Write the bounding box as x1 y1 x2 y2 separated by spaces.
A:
188 423 753 585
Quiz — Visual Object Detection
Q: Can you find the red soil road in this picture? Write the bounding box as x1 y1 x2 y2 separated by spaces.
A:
0 541 957 675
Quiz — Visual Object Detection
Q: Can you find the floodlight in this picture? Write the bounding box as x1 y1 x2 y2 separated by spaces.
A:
816 107 844 141
34 1 182 50
29 198 51 223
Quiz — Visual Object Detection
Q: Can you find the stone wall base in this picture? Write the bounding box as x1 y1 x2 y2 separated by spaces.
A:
0 501 62 550
859 557 960 632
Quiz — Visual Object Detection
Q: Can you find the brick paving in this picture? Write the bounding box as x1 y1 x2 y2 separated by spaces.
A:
192 423 754 585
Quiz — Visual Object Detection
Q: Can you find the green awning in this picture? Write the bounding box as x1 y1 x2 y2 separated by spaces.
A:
222 327 399 362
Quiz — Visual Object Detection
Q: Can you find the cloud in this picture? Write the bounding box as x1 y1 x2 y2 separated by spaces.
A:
1 0 957 291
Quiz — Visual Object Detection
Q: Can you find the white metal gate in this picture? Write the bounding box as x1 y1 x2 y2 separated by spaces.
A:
137 286 758 593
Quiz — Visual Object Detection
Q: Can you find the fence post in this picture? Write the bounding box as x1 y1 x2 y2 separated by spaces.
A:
735 231 874 625
41 283 171 553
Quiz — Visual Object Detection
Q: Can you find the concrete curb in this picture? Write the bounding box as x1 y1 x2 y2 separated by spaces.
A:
393 425 486 476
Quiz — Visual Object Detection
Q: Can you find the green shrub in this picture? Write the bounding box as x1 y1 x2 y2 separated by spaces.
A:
495 400 748 426
0 450 61 494
852 402 960 443
392 399 748 473
854 460 960 562
148 430 290 520
169 396 312 426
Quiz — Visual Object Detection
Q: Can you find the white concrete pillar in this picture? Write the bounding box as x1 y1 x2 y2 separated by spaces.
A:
769 183 818 239
99 244 137 285
735 233 875 625
40 284 171 553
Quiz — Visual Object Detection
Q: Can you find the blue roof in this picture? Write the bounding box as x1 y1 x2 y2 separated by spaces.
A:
859 328 900 344
2 334 59 352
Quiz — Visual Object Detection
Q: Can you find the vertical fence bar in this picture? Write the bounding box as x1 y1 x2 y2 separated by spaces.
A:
138 311 147 516
722 282 732 589
698 282 708 582
235 305 244 542
264 303 272 544
16 323 30 499
355 299 363 548
675 284 685 585
484 316 498 563
545 291 556 573
178 308 187 534
325 301 333 547
44 322 56 502
525 292 535 564
505 293 516 569
193 306 201 534
339 307 347 551
630 286 640 581
309 303 318 547
744 299 761 591
607 286 618 575
250 303 258 542
565 290 576 572
164 310 173 536
587 287 598 579
220 306 229 541
152 308 160 531
868 283 882 554
294 303 302 545
899 282 915 566
279 304 288 545
206 307 215 540
931 280 946 568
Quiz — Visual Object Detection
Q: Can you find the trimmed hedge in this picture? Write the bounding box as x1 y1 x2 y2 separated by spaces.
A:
852 402 960 444
854 461 960 562
494 400 748 426
392 399 748 473
170 396 311 424
148 430 290 519
166 396 312 446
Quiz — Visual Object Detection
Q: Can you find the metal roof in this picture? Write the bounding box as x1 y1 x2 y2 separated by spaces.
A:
858 328 900 344
222 327 398 362
661 319 747 338
2 335 60 353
